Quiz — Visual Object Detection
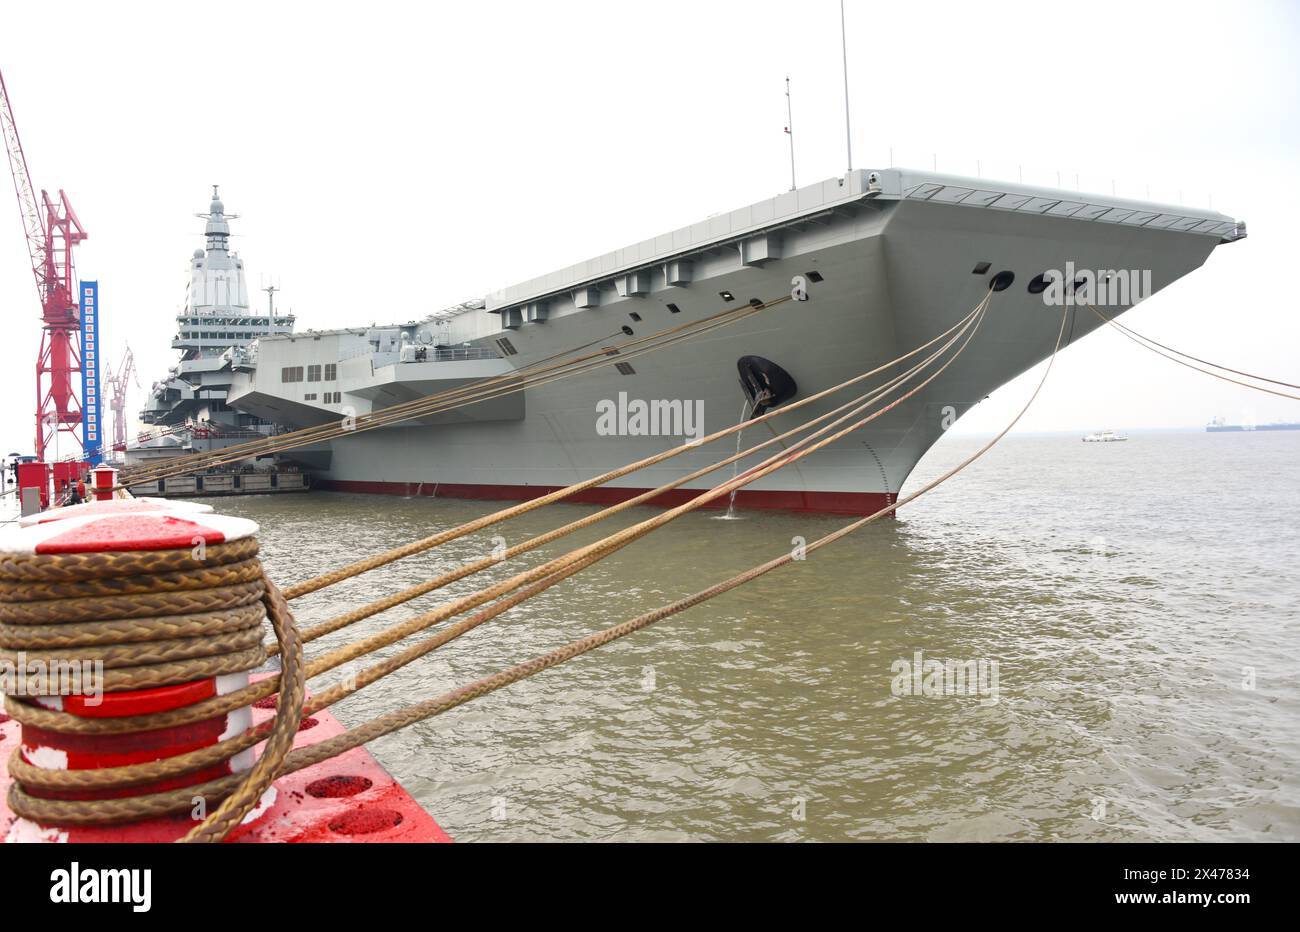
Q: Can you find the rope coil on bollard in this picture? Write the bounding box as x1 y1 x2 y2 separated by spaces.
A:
0 528 305 843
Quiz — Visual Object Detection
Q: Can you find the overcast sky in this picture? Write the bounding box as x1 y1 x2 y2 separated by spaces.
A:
1 0 1297 461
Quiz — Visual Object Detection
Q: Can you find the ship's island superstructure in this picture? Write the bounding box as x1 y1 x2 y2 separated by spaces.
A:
136 169 1243 513
134 188 294 465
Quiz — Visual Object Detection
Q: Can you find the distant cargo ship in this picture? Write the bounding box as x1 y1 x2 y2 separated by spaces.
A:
1083 430 1127 442
1206 416 1300 432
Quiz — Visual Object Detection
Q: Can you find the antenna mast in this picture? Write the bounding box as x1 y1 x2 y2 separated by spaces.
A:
784 77 796 191
840 0 853 173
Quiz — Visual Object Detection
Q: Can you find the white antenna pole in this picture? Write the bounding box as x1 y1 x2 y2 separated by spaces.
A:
785 77 797 191
840 0 852 173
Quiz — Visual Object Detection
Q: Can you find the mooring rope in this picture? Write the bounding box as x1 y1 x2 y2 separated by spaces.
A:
1083 301 1300 400
2 286 1003 840
1 287 991 768
220 298 1074 785
119 292 791 489
11 255 1292 842
274 296 990 651
282 291 995 600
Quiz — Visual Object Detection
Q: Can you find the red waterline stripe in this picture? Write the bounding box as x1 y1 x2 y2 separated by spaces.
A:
313 480 895 517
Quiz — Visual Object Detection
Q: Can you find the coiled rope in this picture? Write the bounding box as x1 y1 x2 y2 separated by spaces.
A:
0 540 306 843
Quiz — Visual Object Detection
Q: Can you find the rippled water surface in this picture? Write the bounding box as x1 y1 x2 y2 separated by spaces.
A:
208 431 1300 841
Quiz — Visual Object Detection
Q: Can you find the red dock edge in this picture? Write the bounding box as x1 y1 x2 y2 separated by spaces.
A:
1 680 451 844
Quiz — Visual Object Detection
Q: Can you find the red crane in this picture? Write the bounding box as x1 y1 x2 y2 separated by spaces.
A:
0 68 89 462
104 345 137 460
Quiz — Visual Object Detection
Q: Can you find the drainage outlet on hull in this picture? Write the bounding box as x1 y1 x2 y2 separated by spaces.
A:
737 356 798 419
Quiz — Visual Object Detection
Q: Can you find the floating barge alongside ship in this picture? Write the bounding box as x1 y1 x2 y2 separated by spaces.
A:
126 468 309 499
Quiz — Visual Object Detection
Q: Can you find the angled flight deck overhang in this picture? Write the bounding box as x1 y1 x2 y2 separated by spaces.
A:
485 168 1244 323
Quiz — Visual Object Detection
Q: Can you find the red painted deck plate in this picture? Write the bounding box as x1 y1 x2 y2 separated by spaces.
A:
1 689 451 844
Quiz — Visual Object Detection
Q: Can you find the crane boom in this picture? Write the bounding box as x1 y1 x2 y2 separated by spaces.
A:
0 68 46 304
108 346 136 458
1 66 90 463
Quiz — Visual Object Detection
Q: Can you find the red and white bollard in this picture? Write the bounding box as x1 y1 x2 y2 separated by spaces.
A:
90 465 117 502
0 505 270 842
16 496 214 528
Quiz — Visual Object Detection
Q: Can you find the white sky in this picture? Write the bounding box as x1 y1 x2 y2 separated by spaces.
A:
1 0 1297 457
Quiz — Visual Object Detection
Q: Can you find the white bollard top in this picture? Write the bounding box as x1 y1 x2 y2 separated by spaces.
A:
0 508 257 555
16 497 216 528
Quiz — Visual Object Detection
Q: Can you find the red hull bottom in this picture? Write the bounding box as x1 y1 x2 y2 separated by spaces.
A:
314 479 895 517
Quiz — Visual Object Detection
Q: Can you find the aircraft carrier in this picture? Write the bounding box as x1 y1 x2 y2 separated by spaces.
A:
142 168 1241 514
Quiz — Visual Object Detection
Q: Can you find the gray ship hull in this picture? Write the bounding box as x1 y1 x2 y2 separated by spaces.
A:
225 169 1239 514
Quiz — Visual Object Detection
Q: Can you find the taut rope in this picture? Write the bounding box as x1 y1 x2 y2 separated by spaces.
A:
1082 300 1300 400
165 297 1072 787
281 291 994 600
0 285 1020 841
119 293 791 489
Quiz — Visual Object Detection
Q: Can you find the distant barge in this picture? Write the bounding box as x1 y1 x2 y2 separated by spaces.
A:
127 469 308 498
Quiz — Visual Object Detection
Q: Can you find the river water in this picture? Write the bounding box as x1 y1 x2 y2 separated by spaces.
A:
207 430 1300 841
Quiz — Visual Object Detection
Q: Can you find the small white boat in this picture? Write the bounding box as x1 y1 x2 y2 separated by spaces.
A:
1082 429 1127 443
